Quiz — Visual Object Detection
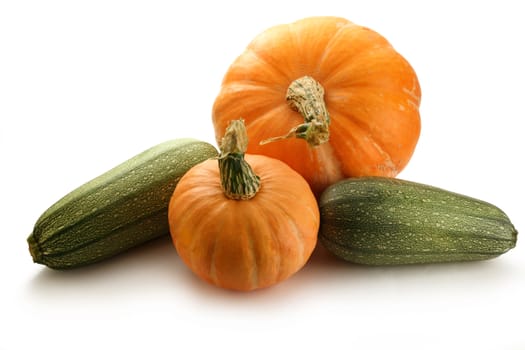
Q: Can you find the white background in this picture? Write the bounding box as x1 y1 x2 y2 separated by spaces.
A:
1 1 524 349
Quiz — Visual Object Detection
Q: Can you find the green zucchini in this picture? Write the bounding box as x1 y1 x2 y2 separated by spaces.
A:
319 177 518 265
27 139 218 269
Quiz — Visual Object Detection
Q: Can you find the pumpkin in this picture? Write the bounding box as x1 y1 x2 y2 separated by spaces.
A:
168 120 319 291
212 16 421 195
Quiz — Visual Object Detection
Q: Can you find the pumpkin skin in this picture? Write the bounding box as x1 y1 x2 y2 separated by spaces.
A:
168 154 319 291
212 16 421 195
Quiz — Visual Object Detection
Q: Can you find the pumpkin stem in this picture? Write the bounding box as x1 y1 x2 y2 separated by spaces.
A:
260 75 330 146
218 119 261 200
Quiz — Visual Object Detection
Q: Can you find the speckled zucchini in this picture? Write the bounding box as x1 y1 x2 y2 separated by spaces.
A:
27 139 218 269
319 177 518 265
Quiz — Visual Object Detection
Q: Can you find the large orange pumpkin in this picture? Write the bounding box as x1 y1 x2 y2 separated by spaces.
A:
168 120 319 291
212 16 421 195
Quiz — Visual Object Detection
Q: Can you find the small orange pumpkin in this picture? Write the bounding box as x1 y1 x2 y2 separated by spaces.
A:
212 16 421 195
168 120 319 291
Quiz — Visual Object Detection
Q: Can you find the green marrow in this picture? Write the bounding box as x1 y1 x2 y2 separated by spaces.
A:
319 177 517 265
27 139 218 269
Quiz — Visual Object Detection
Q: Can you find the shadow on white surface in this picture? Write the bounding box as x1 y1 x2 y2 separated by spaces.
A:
20 234 522 350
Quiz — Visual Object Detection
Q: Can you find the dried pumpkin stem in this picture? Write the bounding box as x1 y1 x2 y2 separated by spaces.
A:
260 75 330 146
218 119 261 200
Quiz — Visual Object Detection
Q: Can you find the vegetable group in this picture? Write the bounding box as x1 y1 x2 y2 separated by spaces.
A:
319 177 517 265
168 120 319 291
212 16 421 195
27 139 218 269
27 16 518 292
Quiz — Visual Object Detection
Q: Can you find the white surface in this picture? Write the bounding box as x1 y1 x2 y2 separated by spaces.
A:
1 1 524 349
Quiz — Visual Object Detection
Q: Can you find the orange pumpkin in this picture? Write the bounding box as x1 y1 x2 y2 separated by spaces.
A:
212 16 421 195
168 120 319 291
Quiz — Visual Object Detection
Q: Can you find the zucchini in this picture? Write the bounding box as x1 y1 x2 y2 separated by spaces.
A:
27 139 218 269
319 177 517 265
